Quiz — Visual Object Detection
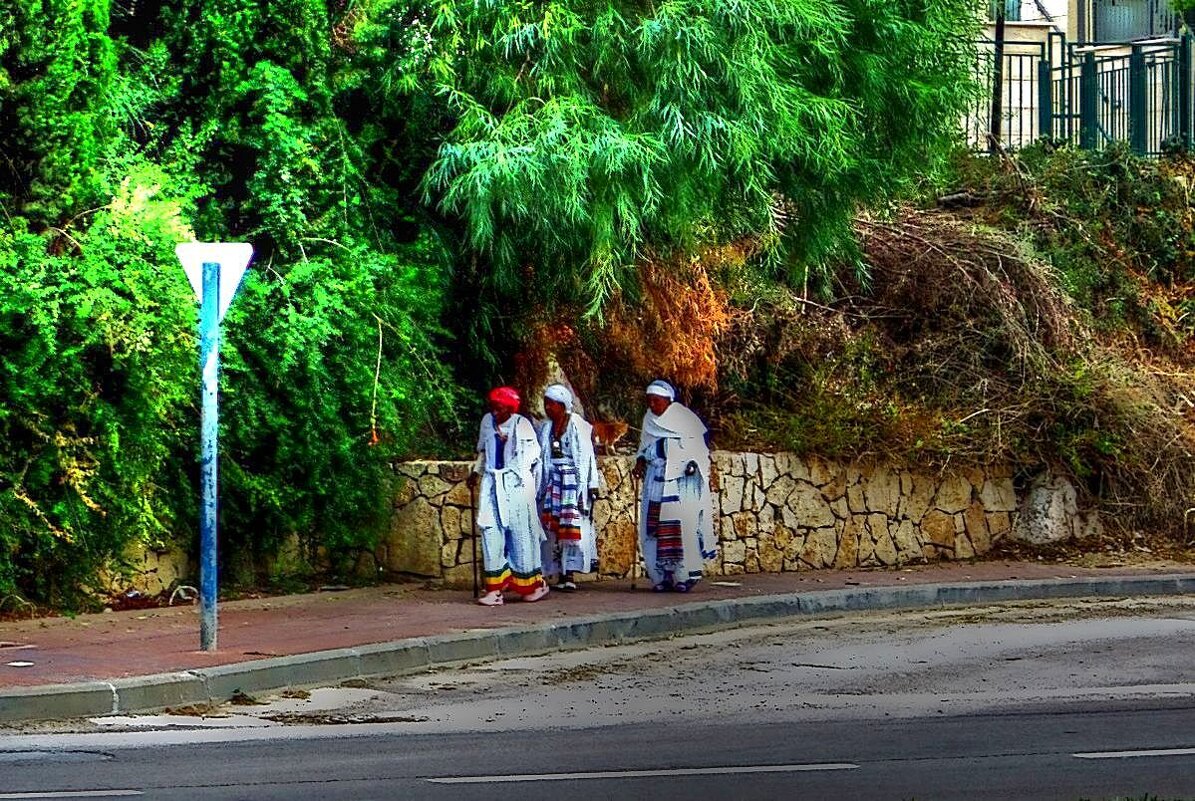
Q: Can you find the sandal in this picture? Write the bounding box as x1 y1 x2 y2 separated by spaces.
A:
558 581 577 592
652 582 672 593
673 580 695 593
477 591 504 606
523 584 550 602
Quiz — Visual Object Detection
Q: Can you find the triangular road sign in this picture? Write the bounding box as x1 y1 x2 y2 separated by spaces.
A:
175 242 254 322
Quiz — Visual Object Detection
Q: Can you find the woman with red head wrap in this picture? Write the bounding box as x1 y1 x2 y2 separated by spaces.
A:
466 386 549 605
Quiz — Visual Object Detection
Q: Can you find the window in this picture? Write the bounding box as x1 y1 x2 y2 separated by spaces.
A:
990 0 1023 21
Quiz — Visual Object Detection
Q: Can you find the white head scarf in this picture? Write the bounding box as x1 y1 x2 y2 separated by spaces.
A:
544 383 574 413
645 380 676 400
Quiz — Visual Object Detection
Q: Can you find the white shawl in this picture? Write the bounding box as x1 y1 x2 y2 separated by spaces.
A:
473 413 541 531
537 413 602 510
638 402 711 482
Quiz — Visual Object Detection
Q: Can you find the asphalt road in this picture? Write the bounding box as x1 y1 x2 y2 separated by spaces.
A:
4 598 1195 800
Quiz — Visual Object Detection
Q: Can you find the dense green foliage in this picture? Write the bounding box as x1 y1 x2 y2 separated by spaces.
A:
365 0 980 316
0 0 982 603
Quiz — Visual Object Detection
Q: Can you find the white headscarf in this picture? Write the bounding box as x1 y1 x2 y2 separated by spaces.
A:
544 383 574 413
645 380 676 400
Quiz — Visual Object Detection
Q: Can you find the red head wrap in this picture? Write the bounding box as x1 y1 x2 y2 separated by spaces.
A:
487 386 521 412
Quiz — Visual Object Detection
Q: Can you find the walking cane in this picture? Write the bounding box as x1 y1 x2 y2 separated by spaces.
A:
630 471 641 590
469 480 480 599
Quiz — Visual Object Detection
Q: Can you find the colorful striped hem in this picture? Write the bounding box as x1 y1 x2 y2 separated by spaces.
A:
483 567 512 593
508 570 545 596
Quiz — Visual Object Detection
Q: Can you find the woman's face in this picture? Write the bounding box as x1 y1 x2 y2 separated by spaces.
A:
646 395 671 416
489 400 513 423
544 398 566 419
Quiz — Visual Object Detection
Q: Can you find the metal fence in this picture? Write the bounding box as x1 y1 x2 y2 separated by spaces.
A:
970 32 1194 155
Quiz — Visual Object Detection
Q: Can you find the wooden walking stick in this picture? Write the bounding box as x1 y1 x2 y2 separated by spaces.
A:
630 471 641 590
469 479 480 599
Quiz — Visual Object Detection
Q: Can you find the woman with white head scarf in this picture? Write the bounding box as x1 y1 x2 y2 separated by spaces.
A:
537 383 602 591
631 380 716 592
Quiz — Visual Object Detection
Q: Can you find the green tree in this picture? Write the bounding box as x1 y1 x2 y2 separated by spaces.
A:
361 0 981 316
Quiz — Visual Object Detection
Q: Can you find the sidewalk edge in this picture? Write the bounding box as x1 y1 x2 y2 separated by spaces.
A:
3 573 1192 723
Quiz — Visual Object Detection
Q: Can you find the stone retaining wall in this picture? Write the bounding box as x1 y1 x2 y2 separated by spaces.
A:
382 454 1020 587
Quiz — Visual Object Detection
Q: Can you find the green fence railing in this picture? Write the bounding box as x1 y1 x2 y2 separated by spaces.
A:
971 31 1194 155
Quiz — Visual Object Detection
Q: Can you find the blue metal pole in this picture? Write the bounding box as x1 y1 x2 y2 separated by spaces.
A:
199 261 220 651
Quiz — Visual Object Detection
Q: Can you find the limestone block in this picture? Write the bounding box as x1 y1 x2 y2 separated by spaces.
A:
732 512 754 539
873 530 899 566
442 564 475 590
891 518 921 561
752 482 769 511
759 541 784 572
955 531 976 559
385 495 443 577
802 527 838 568
744 452 760 480
834 516 863 568
783 532 806 562
758 503 775 533
593 498 613 530
729 453 746 477
857 535 877 566
787 482 837 529
1011 472 1080 545
600 461 626 494
962 467 985 489
847 484 867 514
745 552 762 573
113 545 190 597
987 511 1013 540
396 463 425 479
831 497 849 520
783 557 805 571
904 473 935 522
899 471 913 496
964 501 991 553
394 476 419 507
723 563 746 575
441 539 457 568
440 506 461 543
807 456 835 487
721 473 746 515
863 467 901 517
719 514 738 542
419 473 453 501
921 510 956 549
443 463 472 483
934 475 973 514
597 519 638 576
846 463 864 486
765 475 796 507
773 522 794 549
979 477 1018 513
460 508 474 537
760 455 779 487
781 504 801 531
444 479 471 507
722 540 747 565
819 468 847 503
867 513 890 543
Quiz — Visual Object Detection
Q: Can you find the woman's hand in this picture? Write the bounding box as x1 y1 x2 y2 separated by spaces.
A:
631 457 646 480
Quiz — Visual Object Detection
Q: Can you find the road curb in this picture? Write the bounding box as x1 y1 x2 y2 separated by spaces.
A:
3 573 1193 723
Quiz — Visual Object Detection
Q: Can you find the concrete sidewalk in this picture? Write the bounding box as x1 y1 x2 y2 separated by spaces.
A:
2 559 1195 723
